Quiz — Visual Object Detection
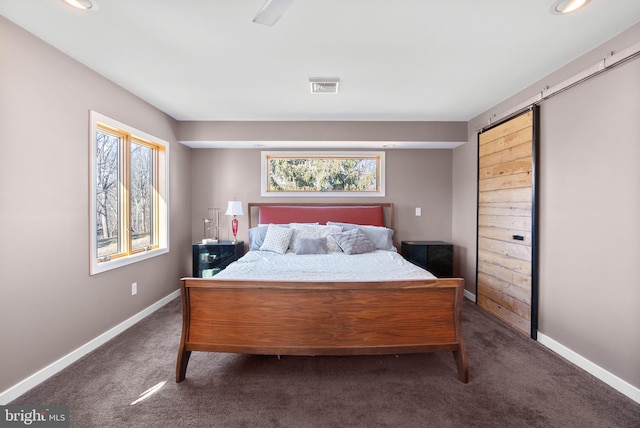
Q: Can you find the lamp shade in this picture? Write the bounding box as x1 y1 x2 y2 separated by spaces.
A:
225 201 244 216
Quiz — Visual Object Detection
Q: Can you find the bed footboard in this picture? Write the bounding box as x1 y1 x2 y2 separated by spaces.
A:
176 278 468 383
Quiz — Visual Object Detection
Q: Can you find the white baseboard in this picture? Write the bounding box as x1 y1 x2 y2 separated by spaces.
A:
4 289 638 406
537 332 640 404
464 289 476 302
462 290 638 404
0 289 180 405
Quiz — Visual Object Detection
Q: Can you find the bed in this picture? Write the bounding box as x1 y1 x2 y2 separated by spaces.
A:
177 203 468 383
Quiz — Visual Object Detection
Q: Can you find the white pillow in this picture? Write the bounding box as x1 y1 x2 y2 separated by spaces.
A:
259 224 294 254
289 223 343 253
288 224 317 252
259 222 318 227
315 225 343 252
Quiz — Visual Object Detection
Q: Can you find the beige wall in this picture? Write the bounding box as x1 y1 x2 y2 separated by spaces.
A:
190 149 453 252
0 17 192 393
178 120 467 144
3 10 638 401
453 23 640 388
538 59 640 387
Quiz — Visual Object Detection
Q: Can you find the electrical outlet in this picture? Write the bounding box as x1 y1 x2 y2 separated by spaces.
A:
415 207 422 216
131 282 137 296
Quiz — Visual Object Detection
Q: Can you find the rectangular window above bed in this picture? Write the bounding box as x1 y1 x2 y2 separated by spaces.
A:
261 151 385 197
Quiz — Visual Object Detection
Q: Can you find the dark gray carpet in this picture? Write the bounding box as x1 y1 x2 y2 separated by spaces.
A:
12 298 639 427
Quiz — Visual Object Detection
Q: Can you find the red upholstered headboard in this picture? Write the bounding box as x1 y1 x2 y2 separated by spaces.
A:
249 203 393 228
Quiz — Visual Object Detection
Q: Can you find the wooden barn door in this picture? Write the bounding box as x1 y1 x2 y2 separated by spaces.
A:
477 108 538 337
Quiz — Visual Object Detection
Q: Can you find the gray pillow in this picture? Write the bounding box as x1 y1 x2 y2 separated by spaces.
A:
294 237 328 255
331 229 376 255
327 222 395 251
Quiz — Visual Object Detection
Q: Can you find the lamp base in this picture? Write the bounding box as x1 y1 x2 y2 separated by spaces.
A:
231 217 239 244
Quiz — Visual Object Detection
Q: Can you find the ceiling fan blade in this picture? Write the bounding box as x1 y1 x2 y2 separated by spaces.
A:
253 0 294 26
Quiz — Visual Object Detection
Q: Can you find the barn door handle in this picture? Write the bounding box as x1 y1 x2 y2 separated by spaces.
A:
512 235 524 241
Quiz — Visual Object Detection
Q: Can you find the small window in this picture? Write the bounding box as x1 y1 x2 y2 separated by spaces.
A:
90 111 169 275
261 151 385 197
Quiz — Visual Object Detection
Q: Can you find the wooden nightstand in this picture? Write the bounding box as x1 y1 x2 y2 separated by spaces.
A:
401 241 453 278
192 241 244 277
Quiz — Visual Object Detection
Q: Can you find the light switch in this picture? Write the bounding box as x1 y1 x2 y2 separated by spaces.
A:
415 207 422 216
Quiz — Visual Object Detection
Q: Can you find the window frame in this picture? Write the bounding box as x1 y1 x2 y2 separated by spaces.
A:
261 151 386 197
89 111 170 275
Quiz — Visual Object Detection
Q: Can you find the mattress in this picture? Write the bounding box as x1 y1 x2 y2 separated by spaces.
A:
214 250 436 282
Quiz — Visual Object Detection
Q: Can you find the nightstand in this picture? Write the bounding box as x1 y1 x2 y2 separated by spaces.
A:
401 241 453 278
192 241 244 277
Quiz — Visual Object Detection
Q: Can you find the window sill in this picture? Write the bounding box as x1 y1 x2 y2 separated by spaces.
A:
90 246 169 275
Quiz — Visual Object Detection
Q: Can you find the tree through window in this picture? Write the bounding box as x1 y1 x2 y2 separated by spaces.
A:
90 111 169 274
262 151 385 197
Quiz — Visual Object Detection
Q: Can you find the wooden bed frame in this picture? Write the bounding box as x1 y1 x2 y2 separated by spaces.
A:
176 203 469 383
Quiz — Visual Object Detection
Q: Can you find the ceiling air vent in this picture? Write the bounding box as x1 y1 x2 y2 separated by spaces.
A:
309 78 339 94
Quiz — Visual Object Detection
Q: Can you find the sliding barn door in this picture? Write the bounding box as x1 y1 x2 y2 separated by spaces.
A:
477 109 538 337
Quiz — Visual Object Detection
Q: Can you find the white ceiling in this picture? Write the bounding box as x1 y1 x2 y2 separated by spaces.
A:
2 0 640 123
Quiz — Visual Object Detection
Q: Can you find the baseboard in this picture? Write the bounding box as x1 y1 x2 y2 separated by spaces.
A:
464 289 476 302
537 332 640 404
464 290 638 404
0 289 180 405
4 290 637 407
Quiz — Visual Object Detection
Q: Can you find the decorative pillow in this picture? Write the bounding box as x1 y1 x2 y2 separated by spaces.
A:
313 225 343 252
249 225 296 250
289 224 343 253
294 237 328 255
259 224 294 254
288 223 319 252
330 228 376 255
259 222 318 227
327 222 395 251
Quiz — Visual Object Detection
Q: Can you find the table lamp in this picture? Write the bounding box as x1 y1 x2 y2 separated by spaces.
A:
225 200 244 243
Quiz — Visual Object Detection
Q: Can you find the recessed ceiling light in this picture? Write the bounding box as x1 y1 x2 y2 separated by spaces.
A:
63 0 99 11
550 0 590 15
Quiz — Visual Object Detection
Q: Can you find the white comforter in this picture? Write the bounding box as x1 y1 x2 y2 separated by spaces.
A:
214 250 436 282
